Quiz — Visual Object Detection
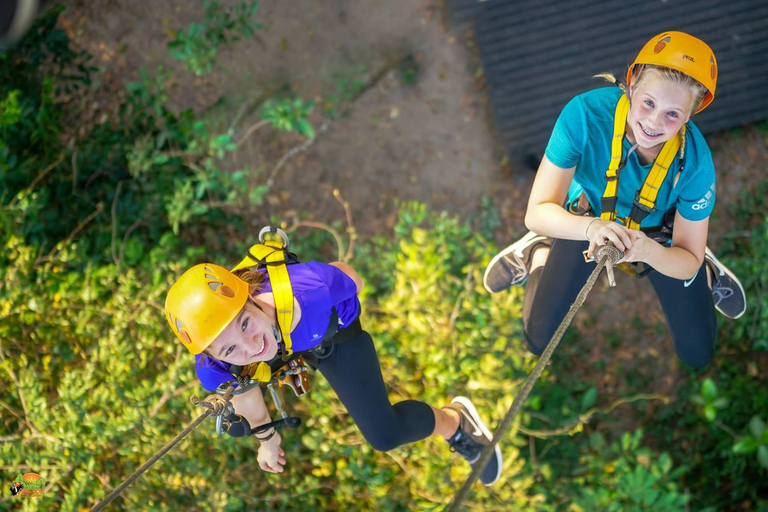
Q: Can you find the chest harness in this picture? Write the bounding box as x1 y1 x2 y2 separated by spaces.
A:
213 227 361 437
572 94 687 277
600 93 686 231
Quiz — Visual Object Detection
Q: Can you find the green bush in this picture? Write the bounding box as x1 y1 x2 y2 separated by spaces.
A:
2 5 765 512
168 0 261 76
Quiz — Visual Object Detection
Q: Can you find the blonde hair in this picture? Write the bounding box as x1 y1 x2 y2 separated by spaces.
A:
595 65 709 116
232 268 266 295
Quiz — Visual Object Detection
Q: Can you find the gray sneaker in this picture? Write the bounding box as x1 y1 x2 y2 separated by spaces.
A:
444 397 502 487
705 247 746 319
483 231 551 293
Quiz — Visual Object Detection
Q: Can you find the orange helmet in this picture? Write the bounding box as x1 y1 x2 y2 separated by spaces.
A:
165 263 250 354
627 31 717 113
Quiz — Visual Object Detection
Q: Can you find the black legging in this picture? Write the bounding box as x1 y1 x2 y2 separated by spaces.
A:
316 328 435 451
523 238 718 368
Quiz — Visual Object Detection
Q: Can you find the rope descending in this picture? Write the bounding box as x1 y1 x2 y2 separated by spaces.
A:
89 387 236 512
445 243 622 512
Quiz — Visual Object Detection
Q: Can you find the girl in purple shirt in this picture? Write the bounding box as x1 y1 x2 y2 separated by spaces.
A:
165 259 503 486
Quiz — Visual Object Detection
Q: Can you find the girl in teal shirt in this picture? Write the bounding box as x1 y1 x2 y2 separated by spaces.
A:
484 32 745 368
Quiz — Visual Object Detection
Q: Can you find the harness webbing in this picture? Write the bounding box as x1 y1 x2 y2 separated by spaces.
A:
600 94 685 231
230 237 298 382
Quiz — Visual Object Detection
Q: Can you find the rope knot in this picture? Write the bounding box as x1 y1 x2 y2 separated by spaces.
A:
190 386 235 417
593 243 622 265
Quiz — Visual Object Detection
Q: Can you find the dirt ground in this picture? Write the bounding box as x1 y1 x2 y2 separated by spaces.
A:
60 0 767 415
61 0 519 237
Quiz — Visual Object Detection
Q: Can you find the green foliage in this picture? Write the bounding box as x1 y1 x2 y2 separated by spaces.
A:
0 90 22 125
324 66 368 116
261 98 316 138
168 0 261 75
726 213 768 352
567 430 689 512
689 377 729 422
398 54 420 86
733 416 768 469
1 5 765 512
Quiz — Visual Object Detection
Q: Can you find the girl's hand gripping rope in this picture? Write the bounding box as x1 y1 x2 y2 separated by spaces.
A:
592 241 624 287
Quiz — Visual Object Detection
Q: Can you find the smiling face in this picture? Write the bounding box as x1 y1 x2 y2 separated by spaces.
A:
626 72 694 151
207 299 280 365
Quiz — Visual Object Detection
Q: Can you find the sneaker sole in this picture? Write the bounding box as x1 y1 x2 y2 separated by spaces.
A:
452 396 502 486
705 247 747 319
482 231 546 294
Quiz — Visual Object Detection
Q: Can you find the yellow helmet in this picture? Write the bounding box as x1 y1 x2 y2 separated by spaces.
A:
165 263 250 354
628 31 717 113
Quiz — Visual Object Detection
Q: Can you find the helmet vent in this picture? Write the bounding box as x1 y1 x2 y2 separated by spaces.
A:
207 280 235 297
179 330 191 344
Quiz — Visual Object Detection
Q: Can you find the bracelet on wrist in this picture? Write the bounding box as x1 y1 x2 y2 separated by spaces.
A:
254 428 277 443
585 218 599 239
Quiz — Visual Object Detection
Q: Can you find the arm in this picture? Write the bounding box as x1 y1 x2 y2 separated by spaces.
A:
230 386 286 473
525 155 636 252
622 212 707 280
329 261 364 293
525 155 704 279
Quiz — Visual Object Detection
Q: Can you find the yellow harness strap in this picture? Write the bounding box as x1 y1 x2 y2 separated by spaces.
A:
230 237 297 382
600 94 685 230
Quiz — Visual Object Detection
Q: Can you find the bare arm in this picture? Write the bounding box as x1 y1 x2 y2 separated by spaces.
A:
524 155 634 252
525 154 706 279
622 212 707 280
230 385 286 473
329 261 365 293
230 384 271 428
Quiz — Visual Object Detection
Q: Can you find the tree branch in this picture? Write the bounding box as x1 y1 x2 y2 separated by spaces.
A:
518 393 671 438
9 154 65 207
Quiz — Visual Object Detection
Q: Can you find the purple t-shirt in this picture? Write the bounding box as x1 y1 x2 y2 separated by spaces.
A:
194 261 361 391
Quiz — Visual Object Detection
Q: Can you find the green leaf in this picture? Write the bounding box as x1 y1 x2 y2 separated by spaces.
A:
297 118 315 139
621 432 631 451
703 404 717 422
658 453 672 474
733 438 759 454
701 378 717 401
643 489 660 506
749 416 766 439
758 445 768 469
689 395 706 407
581 387 598 411
711 397 729 409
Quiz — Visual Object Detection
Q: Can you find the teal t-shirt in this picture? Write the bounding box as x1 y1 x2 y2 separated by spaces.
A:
545 87 716 226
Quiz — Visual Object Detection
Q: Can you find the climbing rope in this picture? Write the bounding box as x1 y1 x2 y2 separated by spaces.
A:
89 387 235 512
445 243 623 512
89 243 621 512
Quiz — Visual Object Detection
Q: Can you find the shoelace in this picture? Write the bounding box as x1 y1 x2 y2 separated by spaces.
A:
711 280 734 305
448 431 482 461
502 253 528 286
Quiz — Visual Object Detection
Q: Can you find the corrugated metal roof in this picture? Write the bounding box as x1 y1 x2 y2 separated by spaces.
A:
447 0 768 164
